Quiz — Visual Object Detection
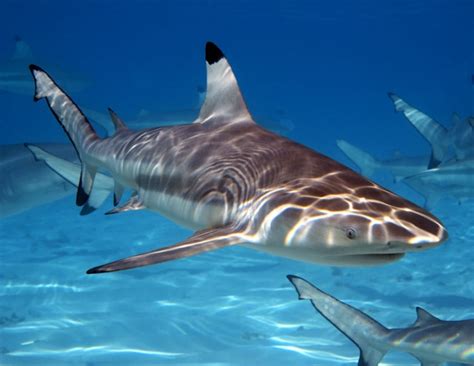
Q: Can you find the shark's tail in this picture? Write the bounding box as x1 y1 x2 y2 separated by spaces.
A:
336 140 379 178
388 93 450 168
288 275 390 366
29 65 101 209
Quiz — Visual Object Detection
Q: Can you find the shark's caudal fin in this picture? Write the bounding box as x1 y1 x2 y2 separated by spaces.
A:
388 93 450 168
86 225 246 274
336 140 379 178
25 144 114 215
288 275 390 366
29 65 100 208
195 42 253 125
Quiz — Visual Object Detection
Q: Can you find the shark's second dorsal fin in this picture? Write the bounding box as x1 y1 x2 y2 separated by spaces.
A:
108 108 128 132
195 42 253 125
413 307 442 327
12 36 33 61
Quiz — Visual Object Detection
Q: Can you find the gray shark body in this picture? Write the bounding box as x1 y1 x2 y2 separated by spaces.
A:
336 140 428 180
30 42 447 274
0 143 76 218
0 37 88 96
288 275 474 366
389 93 474 165
404 159 474 209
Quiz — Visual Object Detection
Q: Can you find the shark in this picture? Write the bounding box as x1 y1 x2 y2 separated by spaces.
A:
0 143 77 218
0 143 113 219
288 275 474 366
336 139 429 181
0 36 88 96
29 42 447 274
388 93 474 165
403 159 474 209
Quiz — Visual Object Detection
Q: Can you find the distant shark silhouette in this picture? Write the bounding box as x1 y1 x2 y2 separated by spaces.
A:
336 139 429 181
288 275 474 366
29 42 447 274
403 159 474 209
0 36 88 96
389 93 474 165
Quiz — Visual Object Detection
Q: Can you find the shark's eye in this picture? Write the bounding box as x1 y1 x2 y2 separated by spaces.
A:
345 227 357 240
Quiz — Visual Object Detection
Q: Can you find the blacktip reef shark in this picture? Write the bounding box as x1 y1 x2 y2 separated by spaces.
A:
388 93 474 165
288 275 474 366
0 143 113 219
29 42 447 274
0 36 88 96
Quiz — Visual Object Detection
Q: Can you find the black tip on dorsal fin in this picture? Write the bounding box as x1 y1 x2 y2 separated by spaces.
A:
206 42 224 65
15 35 22 42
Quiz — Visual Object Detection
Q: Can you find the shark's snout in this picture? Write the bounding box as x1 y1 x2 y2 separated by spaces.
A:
384 208 448 251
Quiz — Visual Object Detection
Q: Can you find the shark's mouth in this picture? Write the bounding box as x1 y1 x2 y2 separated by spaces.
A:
331 253 405 266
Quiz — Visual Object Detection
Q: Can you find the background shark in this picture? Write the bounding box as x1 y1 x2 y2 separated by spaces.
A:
0 143 112 219
288 275 474 366
0 143 77 218
336 139 429 181
29 42 447 274
403 159 474 209
0 36 89 96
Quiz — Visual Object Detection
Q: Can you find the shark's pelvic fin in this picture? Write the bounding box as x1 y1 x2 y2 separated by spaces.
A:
105 193 144 215
25 144 113 215
113 182 125 206
86 225 245 274
29 65 100 208
388 93 449 168
12 36 33 61
108 108 128 132
196 42 253 125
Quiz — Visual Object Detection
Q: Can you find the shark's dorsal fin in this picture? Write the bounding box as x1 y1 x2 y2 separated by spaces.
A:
12 36 33 61
195 42 253 125
108 108 128 132
413 307 442 327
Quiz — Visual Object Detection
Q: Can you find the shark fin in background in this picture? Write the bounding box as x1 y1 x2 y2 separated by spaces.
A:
287 275 389 366
413 307 442 327
25 144 114 214
336 140 378 178
86 224 245 274
12 36 33 61
388 93 450 169
196 42 253 125
108 108 128 132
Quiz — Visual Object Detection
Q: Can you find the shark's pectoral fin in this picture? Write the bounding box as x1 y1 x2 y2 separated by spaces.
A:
86 225 245 274
113 182 125 206
105 193 144 214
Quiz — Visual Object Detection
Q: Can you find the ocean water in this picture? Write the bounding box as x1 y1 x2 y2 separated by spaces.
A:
0 1 473 365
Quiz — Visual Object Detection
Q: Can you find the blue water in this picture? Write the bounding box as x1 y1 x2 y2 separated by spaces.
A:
0 1 473 365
